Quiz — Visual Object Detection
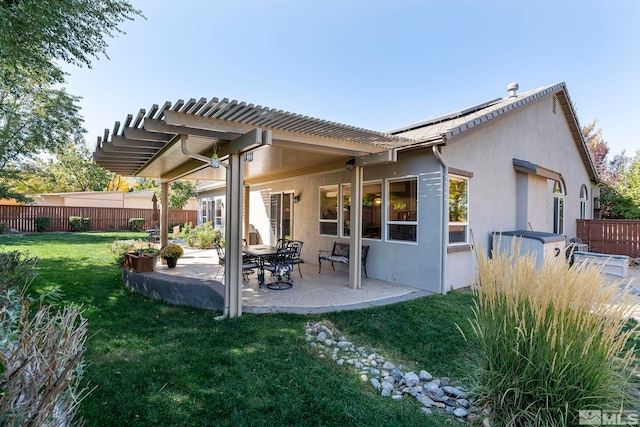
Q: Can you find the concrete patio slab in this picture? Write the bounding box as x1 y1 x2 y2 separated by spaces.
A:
123 247 431 314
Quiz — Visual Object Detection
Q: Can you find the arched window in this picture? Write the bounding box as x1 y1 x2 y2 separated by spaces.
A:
579 185 588 219
553 180 565 235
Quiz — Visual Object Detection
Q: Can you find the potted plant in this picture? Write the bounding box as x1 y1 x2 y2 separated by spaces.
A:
158 243 184 268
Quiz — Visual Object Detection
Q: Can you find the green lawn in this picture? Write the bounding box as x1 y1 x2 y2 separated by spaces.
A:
0 232 480 425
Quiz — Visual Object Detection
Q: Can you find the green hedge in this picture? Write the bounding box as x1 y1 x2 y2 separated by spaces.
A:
35 216 51 232
128 218 146 232
69 216 91 232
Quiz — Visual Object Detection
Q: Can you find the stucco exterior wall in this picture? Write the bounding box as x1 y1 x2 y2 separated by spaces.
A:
245 152 445 293
440 95 595 288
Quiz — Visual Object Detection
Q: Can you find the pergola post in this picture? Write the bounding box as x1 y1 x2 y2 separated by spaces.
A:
243 184 250 243
223 152 243 318
160 180 169 251
349 164 363 289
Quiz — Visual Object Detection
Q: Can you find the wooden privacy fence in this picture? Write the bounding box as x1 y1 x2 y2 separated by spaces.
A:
576 219 640 258
0 205 197 233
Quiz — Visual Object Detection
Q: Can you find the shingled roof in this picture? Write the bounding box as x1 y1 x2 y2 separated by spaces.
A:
387 82 598 182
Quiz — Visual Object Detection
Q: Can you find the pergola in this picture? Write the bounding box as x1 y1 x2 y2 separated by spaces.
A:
94 97 414 318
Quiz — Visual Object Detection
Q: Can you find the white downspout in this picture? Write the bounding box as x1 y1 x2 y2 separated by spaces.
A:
432 144 448 295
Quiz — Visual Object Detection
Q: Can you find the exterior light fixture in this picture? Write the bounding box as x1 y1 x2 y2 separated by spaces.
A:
346 159 355 170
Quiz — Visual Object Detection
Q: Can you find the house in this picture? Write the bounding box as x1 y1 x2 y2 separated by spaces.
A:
10 190 197 210
93 81 598 316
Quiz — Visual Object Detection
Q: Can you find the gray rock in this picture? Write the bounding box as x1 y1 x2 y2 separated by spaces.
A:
391 368 404 381
370 378 381 390
337 341 351 348
422 381 440 393
382 376 395 384
320 325 333 338
381 382 394 393
369 368 380 376
336 359 344 366
421 407 433 416
324 339 333 346
382 361 395 370
443 385 466 399
417 394 435 408
428 387 445 398
404 371 420 387
381 388 392 397
457 398 470 408
403 386 420 396
453 407 469 418
391 394 403 401
419 370 433 381
316 331 326 342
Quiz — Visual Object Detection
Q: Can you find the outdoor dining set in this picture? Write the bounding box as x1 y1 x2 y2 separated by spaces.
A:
215 239 304 290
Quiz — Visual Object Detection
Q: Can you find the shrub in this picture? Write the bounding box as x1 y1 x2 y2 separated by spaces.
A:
0 251 89 426
0 222 9 234
35 216 51 232
128 217 146 232
69 216 91 232
184 221 221 249
469 239 638 426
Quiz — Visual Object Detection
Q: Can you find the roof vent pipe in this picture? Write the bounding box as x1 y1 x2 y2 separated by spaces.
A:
507 82 519 98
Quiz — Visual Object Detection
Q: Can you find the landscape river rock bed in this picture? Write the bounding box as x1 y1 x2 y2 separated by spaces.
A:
304 321 491 425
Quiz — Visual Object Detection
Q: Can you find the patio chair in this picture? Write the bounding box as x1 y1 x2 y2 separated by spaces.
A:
215 244 257 281
283 240 304 277
263 247 296 289
214 244 226 278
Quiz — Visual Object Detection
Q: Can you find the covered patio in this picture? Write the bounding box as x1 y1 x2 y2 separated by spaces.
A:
94 97 417 318
122 247 429 315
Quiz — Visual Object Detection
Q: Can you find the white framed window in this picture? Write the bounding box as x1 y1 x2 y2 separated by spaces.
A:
553 180 565 235
579 185 588 220
386 177 417 242
341 181 383 240
341 184 351 237
449 176 469 245
319 185 338 236
199 199 208 224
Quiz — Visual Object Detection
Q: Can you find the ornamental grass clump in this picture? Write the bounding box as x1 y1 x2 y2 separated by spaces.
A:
470 239 638 426
0 251 90 426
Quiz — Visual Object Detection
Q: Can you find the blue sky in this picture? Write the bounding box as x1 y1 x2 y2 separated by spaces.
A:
63 0 639 158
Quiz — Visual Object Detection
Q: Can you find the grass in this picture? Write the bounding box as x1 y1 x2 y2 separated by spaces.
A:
0 232 477 426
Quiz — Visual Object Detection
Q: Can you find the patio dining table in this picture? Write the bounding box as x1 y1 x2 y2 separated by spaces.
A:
243 244 279 287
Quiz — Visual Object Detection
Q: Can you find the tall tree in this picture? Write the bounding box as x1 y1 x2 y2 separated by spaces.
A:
130 178 198 209
52 142 114 192
0 0 142 201
583 119 610 181
107 175 129 192
168 180 198 210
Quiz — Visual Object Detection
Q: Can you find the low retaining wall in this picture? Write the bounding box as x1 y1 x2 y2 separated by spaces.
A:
122 268 225 311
